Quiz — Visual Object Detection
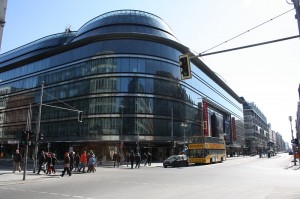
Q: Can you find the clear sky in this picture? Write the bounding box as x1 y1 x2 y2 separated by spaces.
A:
2 0 299 143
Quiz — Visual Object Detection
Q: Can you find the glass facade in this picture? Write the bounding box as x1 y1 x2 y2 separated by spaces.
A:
0 10 243 160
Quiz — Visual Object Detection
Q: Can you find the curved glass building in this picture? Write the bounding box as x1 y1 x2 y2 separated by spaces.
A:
0 10 244 160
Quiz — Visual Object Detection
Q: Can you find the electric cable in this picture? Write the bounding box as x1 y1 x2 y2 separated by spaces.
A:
201 8 295 54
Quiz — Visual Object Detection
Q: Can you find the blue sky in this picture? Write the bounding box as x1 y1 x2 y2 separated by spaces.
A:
2 0 299 143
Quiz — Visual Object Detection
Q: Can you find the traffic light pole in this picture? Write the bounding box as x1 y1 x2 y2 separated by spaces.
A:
33 81 44 173
23 142 28 180
33 82 83 173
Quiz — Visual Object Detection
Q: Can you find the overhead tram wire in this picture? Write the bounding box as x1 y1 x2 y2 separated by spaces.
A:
198 8 295 56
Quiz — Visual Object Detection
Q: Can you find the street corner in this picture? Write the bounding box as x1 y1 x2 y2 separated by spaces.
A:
0 170 60 185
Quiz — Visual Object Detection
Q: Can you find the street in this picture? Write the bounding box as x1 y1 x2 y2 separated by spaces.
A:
1 153 300 199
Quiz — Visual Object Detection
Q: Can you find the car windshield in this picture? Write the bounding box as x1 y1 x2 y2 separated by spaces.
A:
167 155 185 160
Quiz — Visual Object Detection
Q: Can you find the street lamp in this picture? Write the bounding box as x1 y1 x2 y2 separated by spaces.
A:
180 122 188 150
171 108 174 154
289 116 297 166
119 105 125 153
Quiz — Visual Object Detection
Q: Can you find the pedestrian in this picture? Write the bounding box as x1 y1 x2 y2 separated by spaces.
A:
51 153 58 174
87 151 96 172
74 152 80 171
115 152 121 167
113 151 117 168
12 149 22 173
45 152 52 174
69 151 74 171
61 152 71 177
143 153 148 166
135 153 141 169
37 151 46 174
130 151 135 169
78 151 87 173
126 152 130 167
147 152 152 166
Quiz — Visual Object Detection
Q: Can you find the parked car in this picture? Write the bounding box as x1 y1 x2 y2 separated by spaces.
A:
163 155 189 168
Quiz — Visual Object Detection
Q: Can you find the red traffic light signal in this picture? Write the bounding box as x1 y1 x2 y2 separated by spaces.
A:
179 54 192 80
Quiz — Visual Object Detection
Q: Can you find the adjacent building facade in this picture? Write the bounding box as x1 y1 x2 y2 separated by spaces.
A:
0 10 244 160
242 97 286 154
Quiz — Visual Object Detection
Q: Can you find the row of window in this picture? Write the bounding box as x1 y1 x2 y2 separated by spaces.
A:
1 117 202 141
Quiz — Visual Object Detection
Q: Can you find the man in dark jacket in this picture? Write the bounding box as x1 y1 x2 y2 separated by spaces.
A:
12 149 22 173
37 151 46 174
130 151 135 169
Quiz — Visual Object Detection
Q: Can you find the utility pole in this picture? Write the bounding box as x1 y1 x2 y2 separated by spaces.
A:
289 116 297 166
171 108 174 155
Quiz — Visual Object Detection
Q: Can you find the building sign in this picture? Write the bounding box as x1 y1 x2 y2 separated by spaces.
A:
203 101 209 136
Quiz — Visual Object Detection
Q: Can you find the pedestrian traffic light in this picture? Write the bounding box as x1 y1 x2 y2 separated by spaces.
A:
179 54 192 80
39 133 44 141
28 131 35 140
21 131 28 145
78 111 83 122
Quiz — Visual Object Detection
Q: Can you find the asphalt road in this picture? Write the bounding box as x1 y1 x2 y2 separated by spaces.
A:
1 153 299 199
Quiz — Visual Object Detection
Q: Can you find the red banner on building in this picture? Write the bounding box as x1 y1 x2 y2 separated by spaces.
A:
203 101 208 136
231 117 236 141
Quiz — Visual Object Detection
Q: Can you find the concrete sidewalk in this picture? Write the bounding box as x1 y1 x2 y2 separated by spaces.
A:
0 162 163 185
0 170 60 185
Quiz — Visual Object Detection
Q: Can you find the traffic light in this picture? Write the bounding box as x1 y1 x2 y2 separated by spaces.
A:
28 131 35 140
78 111 83 122
39 133 44 141
21 131 28 145
291 138 298 144
179 54 192 80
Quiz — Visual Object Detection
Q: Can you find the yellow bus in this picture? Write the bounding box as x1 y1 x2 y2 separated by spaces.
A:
187 136 226 164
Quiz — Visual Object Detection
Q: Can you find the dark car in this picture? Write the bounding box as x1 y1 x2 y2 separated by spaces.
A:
163 155 189 168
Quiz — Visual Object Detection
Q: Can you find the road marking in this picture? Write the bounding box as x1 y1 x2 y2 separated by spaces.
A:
0 186 95 199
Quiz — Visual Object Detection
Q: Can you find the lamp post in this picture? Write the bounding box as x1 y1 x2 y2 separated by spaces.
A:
171 108 174 154
180 122 188 150
119 105 125 154
289 116 297 166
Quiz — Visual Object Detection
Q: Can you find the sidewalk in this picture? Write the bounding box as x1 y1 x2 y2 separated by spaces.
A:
0 162 163 185
286 156 300 170
0 170 58 185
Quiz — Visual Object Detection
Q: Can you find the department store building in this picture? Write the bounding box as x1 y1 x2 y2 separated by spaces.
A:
0 10 244 160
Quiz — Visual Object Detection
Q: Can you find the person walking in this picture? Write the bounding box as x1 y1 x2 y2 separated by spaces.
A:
135 153 141 169
126 152 130 167
12 149 22 173
61 152 71 177
74 152 80 171
143 153 148 166
79 151 87 173
45 152 52 174
87 151 96 172
50 153 58 174
113 152 117 168
147 152 152 166
69 151 74 171
130 151 135 169
37 151 46 174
